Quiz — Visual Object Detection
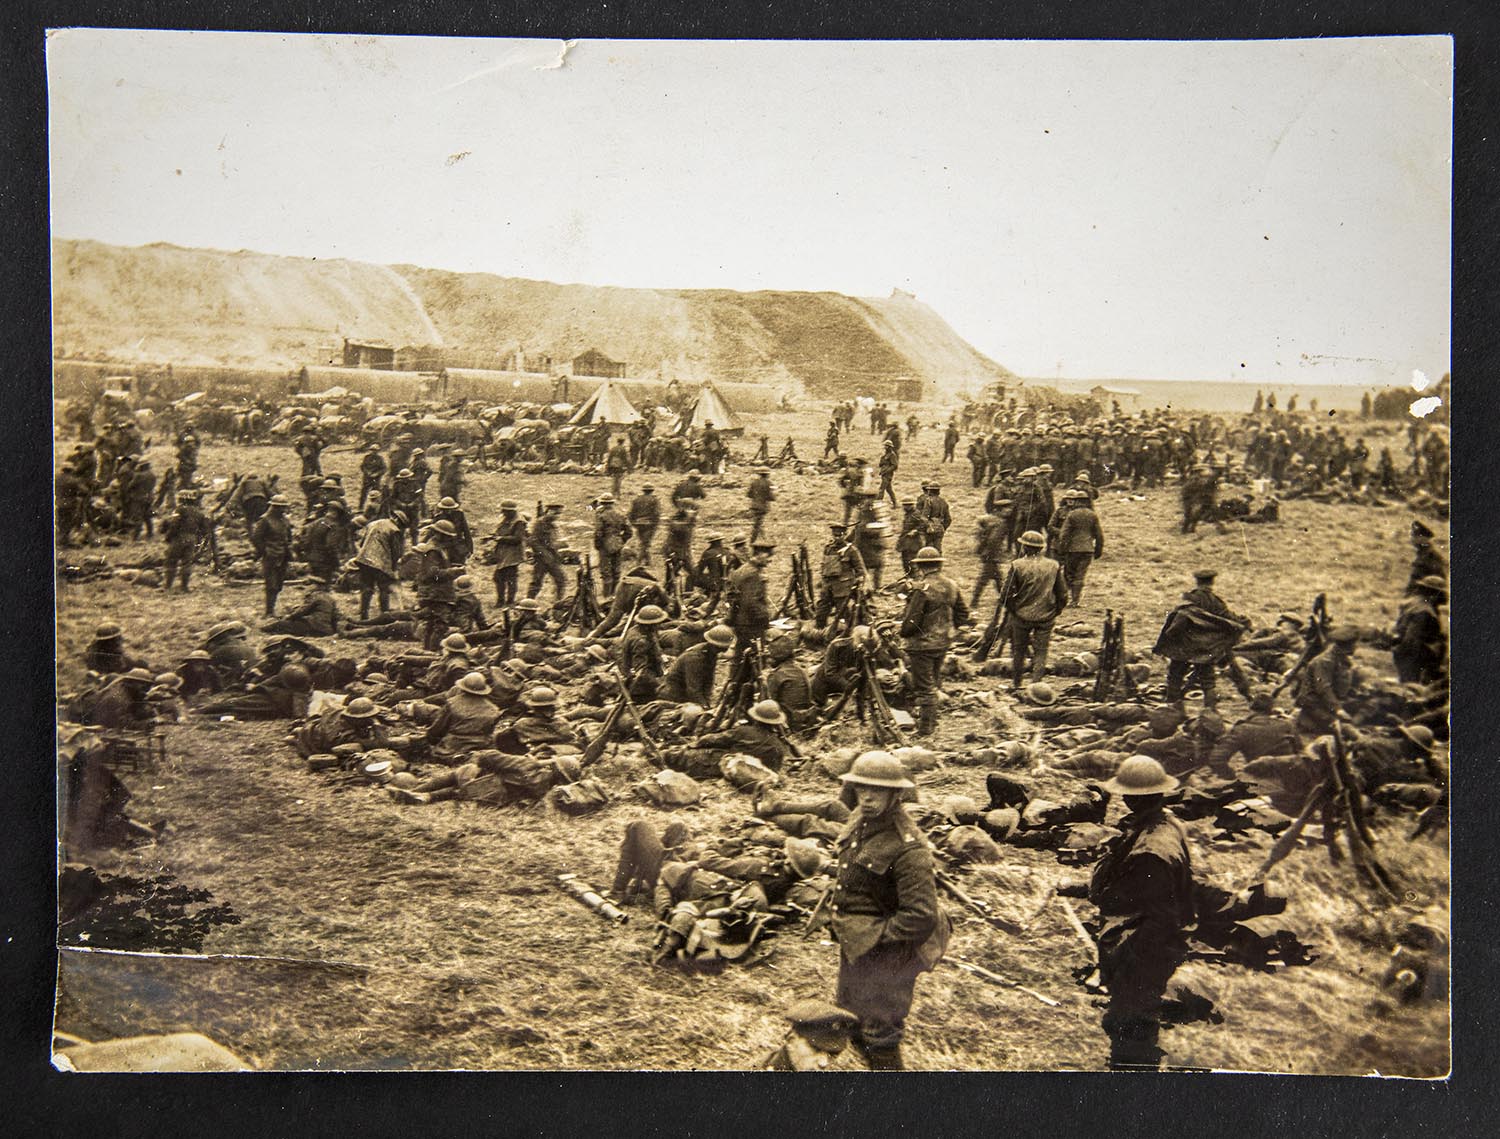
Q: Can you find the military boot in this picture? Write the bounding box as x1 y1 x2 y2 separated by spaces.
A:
915 702 938 737
865 1045 905 1071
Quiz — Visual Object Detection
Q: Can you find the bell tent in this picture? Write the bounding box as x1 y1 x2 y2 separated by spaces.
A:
677 381 743 434
567 380 642 425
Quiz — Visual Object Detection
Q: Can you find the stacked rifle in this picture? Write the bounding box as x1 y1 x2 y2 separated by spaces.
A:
818 632 909 747
777 544 815 619
1092 609 1138 701
559 554 605 633
705 639 767 731
1269 592 1330 700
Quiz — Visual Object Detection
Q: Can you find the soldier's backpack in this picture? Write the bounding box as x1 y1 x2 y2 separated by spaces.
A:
634 769 702 808
549 778 609 816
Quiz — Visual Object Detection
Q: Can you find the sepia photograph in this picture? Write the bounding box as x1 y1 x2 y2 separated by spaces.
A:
47 30 1451 1074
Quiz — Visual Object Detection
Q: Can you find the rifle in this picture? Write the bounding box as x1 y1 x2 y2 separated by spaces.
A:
936 870 1023 936
608 663 666 763
945 958 1060 1008
1269 592 1329 699
973 565 1015 661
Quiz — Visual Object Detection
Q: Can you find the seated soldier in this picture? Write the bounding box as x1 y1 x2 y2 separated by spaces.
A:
197 664 314 720
452 575 489 631
809 624 897 706
419 633 480 694
591 566 670 638
145 673 187 722
664 699 792 778
262 577 341 637
764 637 816 731
660 624 734 706
758 1000 864 1072
492 686 585 753
620 604 668 702
388 750 583 806
80 668 157 730
294 695 398 759
203 620 257 682
1235 615 1306 673
424 671 501 760
1204 690 1300 776
85 623 147 675
175 650 223 697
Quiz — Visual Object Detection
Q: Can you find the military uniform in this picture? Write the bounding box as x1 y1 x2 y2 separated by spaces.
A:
1088 804 1195 1069
593 504 631 595
660 640 725 706
628 490 661 564
490 512 528 606
527 511 567 600
1293 644 1354 735
900 565 969 735
830 803 949 1066
726 562 772 646
621 625 665 702
263 586 341 638
912 490 951 553
815 537 866 629
161 500 212 591
250 508 295 616
747 473 775 541
1004 549 1068 687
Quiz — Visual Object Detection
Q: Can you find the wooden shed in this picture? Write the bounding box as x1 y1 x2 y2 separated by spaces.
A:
342 338 395 370
572 348 627 379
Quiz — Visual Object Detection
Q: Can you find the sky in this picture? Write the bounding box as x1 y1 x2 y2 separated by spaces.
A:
46 31 1452 386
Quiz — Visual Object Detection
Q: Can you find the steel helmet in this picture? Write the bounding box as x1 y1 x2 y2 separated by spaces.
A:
840 751 915 790
1102 755 1180 797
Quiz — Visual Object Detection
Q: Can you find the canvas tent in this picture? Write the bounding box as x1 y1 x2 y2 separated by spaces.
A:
567 380 642 425
677 381 743 434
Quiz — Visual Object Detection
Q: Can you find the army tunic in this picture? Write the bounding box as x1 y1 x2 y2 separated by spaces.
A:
830 805 949 1053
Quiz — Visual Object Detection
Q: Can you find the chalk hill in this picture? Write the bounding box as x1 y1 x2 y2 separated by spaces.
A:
52 238 1015 398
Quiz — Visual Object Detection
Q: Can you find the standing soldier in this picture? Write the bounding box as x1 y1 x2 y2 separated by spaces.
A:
354 509 407 619
815 522 867 631
438 452 465 503
726 539 775 659
124 459 157 540
527 503 568 602
301 500 350 581
1054 488 1105 607
896 498 923 577
1180 463 1220 534
628 484 662 565
1154 570 1252 710
971 513 1009 608
294 428 324 478
175 427 200 488
1406 520 1446 595
411 538 465 650
606 435 632 498
967 435 988 487
839 459 870 526
663 506 697 592
489 501 528 608
747 466 776 543
592 492 631 597
694 534 736 613
830 752 950 1070
853 497 889 591
824 416 842 460
1291 624 1359 735
1082 755 1197 1070
913 481 952 554
432 497 474 563
942 420 959 463
251 494 296 617
1003 530 1068 689
161 487 212 592
899 545 969 736
1393 576 1447 686
389 468 422 541
877 440 899 506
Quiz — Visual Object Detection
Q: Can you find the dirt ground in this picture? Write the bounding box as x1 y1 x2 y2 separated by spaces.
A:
53 404 1450 1073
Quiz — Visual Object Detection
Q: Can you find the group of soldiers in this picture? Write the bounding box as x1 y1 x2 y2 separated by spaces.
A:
58 384 1449 1073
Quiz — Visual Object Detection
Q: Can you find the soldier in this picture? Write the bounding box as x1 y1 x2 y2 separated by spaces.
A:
877 441 899 506
492 686 586 754
896 498 924 577
294 428 324 478
202 620 257 682
694 533 736 613
1180 463 1220 534
830 752 950 1071
621 603 668 701
489 501 528 608
85 623 145 675
438 452 465 503
661 624 735 706
1155 570 1252 710
354 509 407 620
967 435 988 487
123 459 157 540
942 420 960 463
161 487 212 592
413 537 468 650
671 469 706 513
250 494 295 617
423 671 502 758
1291 624 1360 736
900 545 969 736
1082 755 1196 1071
668 699 792 777
592 492 631 596
747 467 776 542
605 435 632 498
852 497 889 591
726 539 775 657
663 506 697 591
300 500 350 581
971 513 1009 608
759 1000 863 1071
628 484 662 565
432 497 473 563
812 623 898 708
764 635 816 730
1053 488 1105 607
1394 575 1447 686
591 566 670 639
175 427 200 487
355 443 385 512
198 663 314 721
1205 690 1301 778
823 417 842 460
527 503 568 602
908 481 947 554
815 522 867 630
838 460 870 525
263 578 341 638
1003 530 1068 689
1406 520 1447 595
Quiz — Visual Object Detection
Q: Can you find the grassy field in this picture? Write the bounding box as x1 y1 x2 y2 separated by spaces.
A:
53 406 1449 1073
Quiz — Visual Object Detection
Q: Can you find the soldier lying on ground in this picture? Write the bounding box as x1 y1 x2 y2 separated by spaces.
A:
662 699 792 778
198 664 314 720
387 750 584 806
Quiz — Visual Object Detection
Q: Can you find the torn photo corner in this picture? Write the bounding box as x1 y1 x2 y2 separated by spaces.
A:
48 30 1450 1074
